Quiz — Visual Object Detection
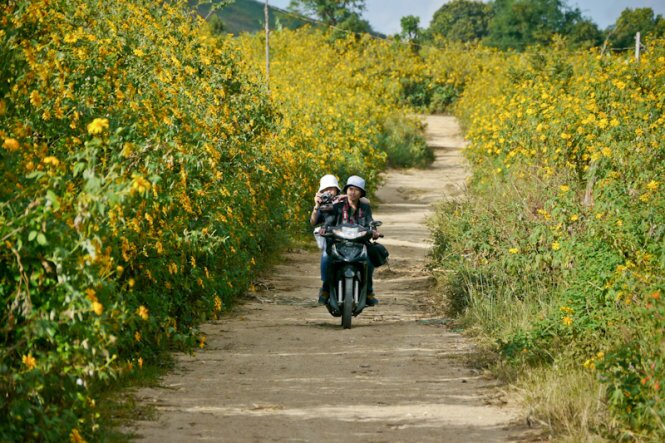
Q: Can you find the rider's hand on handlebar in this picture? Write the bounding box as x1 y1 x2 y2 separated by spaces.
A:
372 230 381 240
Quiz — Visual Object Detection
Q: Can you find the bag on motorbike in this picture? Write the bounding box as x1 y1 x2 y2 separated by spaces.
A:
313 227 326 250
367 242 389 267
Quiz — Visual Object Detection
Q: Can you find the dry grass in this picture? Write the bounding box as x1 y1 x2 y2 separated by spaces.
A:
515 364 612 442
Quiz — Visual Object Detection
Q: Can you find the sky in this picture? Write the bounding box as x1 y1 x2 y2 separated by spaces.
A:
267 0 665 34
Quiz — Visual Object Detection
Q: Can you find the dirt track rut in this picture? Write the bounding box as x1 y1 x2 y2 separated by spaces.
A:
127 115 531 442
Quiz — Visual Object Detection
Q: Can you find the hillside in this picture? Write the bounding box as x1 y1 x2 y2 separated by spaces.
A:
192 0 314 35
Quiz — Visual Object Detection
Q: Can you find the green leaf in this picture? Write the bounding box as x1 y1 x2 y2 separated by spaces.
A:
46 190 60 211
37 233 47 246
73 162 86 177
28 231 38 241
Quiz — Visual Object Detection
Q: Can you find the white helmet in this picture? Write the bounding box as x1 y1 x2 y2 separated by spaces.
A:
343 175 366 197
318 174 341 192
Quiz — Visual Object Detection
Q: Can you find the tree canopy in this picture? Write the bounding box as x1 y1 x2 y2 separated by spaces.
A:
428 0 492 43
400 15 421 41
482 0 604 50
608 7 665 49
288 0 372 33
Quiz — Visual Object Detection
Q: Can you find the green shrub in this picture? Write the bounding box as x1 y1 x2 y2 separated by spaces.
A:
377 114 433 168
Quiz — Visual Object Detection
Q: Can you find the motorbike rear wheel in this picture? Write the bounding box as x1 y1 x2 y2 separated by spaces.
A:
341 276 353 329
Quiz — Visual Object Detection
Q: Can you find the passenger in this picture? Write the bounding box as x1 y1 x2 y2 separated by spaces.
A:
310 174 341 303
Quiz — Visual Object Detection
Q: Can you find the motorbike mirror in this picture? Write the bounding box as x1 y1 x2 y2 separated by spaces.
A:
372 221 382 228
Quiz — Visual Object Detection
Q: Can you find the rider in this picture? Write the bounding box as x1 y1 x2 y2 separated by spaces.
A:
310 174 341 303
320 175 381 307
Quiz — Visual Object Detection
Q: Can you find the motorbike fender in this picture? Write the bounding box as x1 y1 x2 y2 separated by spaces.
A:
343 267 355 278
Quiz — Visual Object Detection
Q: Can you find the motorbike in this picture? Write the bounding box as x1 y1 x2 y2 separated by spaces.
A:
321 221 382 329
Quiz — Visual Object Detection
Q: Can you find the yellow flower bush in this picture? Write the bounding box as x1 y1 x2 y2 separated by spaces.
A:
1 0 378 440
0 1 430 440
431 38 664 438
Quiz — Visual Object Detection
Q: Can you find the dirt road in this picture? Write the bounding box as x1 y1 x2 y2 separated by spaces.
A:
127 116 529 442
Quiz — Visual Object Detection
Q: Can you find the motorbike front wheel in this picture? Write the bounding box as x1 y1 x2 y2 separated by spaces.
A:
341 276 353 329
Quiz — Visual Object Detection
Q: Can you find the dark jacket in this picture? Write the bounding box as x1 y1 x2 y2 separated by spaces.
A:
324 199 374 229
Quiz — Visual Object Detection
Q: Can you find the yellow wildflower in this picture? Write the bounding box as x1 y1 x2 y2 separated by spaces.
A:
134 331 141 342
551 242 561 251
85 288 97 302
22 354 37 370
64 33 79 44
87 118 109 135
131 175 151 194
137 305 149 320
646 180 659 191
562 316 573 326
29 90 42 107
138 357 143 368
2 138 20 151
508 248 519 254
43 156 60 166
70 428 87 443
559 185 570 192
121 143 133 157
92 301 103 316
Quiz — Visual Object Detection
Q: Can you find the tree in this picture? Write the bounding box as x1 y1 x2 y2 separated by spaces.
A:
608 8 665 49
486 0 595 51
400 15 422 53
428 0 492 43
334 11 373 34
400 15 421 41
288 0 372 33
564 17 603 49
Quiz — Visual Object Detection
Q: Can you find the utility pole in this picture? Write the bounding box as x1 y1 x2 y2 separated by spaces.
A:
265 0 270 92
635 32 641 62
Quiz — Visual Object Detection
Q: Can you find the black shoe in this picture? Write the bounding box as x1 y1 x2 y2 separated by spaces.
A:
318 289 329 304
366 294 379 306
